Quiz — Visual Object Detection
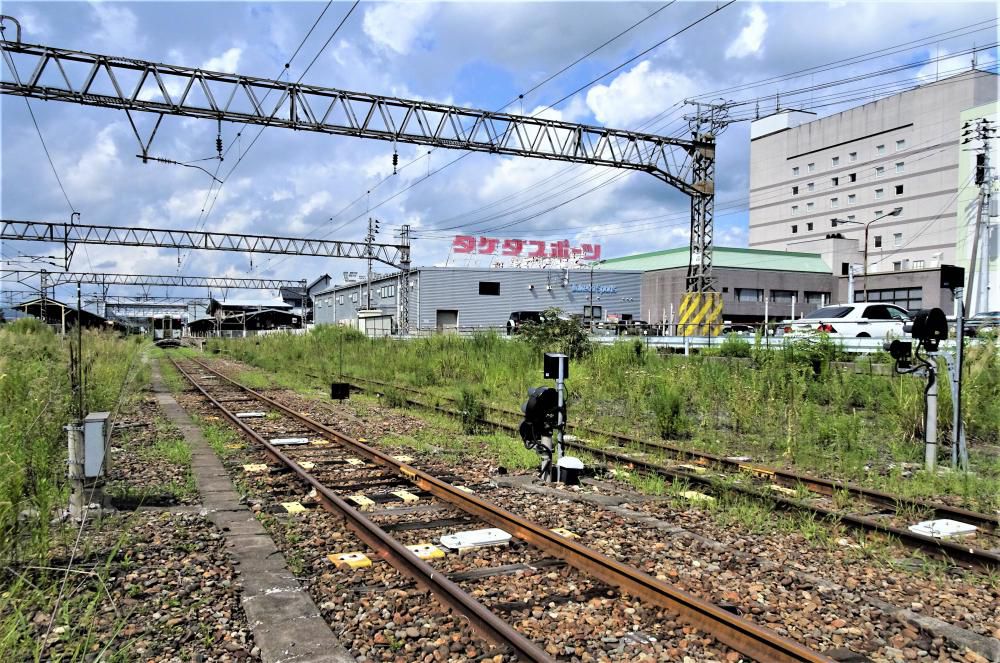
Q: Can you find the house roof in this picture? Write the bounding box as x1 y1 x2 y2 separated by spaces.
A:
601 246 831 274
209 298 292 309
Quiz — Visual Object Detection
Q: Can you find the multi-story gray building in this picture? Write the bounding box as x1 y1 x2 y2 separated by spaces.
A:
748 70 997 278
313 267 642 333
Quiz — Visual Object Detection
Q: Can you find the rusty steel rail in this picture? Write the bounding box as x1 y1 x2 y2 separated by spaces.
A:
184 357 831 663
348 375 998 531
170 359 551 662
342 376 1000 572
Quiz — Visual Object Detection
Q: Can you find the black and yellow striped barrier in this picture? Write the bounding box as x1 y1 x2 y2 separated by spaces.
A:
677 291 723 336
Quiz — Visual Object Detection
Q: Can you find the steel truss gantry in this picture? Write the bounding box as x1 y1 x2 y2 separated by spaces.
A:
2 268 306 290
1 219 410 268
0 24 722 333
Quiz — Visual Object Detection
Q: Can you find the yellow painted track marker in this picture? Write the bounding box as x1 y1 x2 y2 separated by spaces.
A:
406 543 445 560
680 490 716 504
329 552 372 569
393 455 415 463
345 458 365 466
455 485 474 494
769 484 798 496
550 527 579 539
299 461 315 470
225 443 244 450
739 464 775 479
391 490 419 504
281 502 307 514
348 494 376 510
242 463 268 474
309 439 331 447
676 464 708 475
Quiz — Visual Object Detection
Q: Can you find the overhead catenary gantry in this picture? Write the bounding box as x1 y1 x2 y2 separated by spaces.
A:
0 21 724 334
3 268 307 290
1 219 411 268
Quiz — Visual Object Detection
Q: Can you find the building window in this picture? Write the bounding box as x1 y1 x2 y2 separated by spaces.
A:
791 224 798 234
847 194 856 204
830 197 839 209
831 218 838 227
807 222 814 231
478 281 501 296
912 259 925 269
848 172 857 182
875 210 883 217
807 182 815 191
807 162 816 172
895 184 904 195
792 166 799 176
849 151 858 162
805 291 830 304
792 185 799 195
831 156 840 167
876 144 886 154
895 161 904 173
831 176 839 186
847 215 856 222
791 205 799 215
893 232 903 248
875 166 885 178
770 289 797 303
856 286 922 309
735 288 763 302
337 295 344 305
875 188 885 200
896 139 906 151
874 235 882 248
892 261 903 271
806 202 814 211
351 293 358 303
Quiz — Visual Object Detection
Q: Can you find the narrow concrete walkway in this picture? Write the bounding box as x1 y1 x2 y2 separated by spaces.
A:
152 363 355 663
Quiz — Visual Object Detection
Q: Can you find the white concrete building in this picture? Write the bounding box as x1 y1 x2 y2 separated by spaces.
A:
748 70 997 299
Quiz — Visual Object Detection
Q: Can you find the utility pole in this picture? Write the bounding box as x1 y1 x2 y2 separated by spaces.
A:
398 224 411 335
962 117 995 315
365 217 380 310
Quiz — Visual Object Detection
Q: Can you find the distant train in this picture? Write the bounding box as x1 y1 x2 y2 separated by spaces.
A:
152 314 183 340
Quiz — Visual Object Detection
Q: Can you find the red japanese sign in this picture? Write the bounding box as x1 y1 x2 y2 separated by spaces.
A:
451 235 601 261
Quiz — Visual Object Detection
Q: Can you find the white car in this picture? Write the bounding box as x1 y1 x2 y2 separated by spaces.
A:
781 303 911 339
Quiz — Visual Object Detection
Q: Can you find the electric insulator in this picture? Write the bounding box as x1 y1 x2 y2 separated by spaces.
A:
216 136 223 154
392 151 399 175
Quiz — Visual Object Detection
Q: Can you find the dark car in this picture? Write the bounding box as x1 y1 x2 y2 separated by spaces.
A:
507 311 542 335
964 311 1000 337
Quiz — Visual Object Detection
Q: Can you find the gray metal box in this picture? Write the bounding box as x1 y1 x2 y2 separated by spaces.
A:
83 412 110 479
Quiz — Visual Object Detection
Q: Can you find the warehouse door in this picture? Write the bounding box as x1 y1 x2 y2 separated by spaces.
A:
436 310 458 333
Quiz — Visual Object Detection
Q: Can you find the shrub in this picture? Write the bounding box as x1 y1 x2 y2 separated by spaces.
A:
719 334 751 358
458 388 484 434
516 308 592 359
649 381 687 439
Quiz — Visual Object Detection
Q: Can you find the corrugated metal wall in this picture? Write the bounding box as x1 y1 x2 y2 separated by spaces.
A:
312 268 642 331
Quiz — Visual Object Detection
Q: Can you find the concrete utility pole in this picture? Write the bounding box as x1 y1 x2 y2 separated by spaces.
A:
963 118 995 315
365 218 380 310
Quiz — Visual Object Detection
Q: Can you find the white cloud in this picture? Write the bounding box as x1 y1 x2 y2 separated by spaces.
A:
90 3 145 52
725 4 768 59
362 2 435 55
585 61 698 127
202 47 242 73
64 126 122 204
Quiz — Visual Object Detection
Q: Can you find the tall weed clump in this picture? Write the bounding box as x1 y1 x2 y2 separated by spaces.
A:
0 324 141 563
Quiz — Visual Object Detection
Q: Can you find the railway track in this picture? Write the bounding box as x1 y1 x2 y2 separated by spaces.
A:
171 357 832 663
341 375 1000 572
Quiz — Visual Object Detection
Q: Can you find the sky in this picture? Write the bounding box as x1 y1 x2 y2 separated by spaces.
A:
1 0 997 308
